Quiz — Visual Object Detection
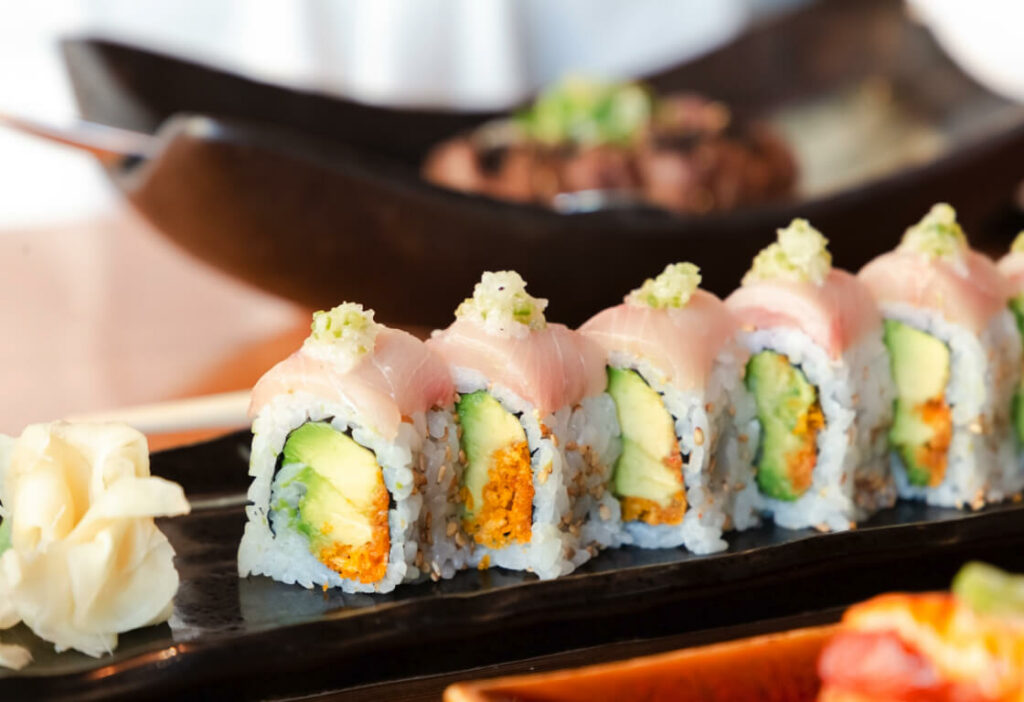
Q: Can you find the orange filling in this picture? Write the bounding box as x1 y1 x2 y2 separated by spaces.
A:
621 490 687 525
786 401 824 495
316 479 390 584
463 441 533 549
914 397 953 487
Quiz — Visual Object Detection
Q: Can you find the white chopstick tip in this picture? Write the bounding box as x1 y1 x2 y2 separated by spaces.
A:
66 390 252 435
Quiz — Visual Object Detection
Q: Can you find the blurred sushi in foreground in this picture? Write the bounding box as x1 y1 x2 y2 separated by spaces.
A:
580 263 759 553
818 562 1024 702
860 205 1022 508
727 219 894 531
428 272 621 579
238 304 465 593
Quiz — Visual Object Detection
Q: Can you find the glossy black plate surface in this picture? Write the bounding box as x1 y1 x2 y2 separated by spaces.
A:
2 430 1024 700
62 0 1024 326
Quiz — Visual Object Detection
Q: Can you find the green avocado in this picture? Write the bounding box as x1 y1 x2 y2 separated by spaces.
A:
1010 295 1024 445
883 319 950 486
606 367 682 510
0 518 10 556
281 422 384 554
456 391 528 519
746 351 821 501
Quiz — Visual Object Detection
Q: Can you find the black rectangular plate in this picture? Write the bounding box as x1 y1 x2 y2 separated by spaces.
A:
2 430 1024 701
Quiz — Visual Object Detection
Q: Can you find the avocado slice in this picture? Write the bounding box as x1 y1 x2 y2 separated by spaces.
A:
456 391 533 547
605 367 685 524
746 351 823 501
1010 295 1024 445
280 422 390 582
884 319 952 486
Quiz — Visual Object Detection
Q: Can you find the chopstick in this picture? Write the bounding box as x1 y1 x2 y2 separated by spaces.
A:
0 111 159 164
66 390 251 435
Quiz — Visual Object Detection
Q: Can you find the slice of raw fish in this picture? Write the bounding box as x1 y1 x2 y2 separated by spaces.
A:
427 318 606 415
859 250 1009 335
249 327 455 439
998 250 1024 297
726 269 882 359
579 289 743 390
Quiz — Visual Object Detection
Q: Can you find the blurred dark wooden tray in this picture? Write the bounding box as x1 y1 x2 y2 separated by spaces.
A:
1 430 1024 700
61 0 1024 326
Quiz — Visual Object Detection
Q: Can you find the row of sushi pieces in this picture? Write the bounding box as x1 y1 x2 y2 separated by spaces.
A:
238 203 1024 593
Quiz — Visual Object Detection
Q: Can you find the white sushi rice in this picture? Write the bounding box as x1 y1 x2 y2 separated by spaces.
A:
238 393 459 593
603 342 760 554
883 303 1022 507
450 367 621 579
739 327 895 531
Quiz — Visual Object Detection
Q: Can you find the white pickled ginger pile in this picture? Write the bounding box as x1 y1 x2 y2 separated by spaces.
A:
0 422 190 668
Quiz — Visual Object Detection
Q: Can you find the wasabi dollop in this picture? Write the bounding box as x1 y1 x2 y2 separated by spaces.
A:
516 75 652 147
899 203 967 261
456 271 548 338
303 302 378 368
627 262 702 309
1011 231 1024 254
952 561 1024 618
742 219 832 286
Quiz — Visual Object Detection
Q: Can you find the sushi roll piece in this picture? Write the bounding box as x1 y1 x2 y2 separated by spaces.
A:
427 271 621 579
238 303 465 593
727 219 895 531
861 204 1022 507
997 232 1024 465
579 263 759 553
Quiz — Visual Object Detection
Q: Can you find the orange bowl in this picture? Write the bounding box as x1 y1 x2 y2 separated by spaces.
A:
444 624 835 702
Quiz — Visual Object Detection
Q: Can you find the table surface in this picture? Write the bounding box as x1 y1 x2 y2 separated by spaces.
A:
0 187 312 449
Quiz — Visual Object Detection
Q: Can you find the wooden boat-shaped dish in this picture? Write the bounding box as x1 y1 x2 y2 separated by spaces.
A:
61 0 1024 326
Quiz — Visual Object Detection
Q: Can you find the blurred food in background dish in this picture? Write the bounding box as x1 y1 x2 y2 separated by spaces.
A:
423 77 798 215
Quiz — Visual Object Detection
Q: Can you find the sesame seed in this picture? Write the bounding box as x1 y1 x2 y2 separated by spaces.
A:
565 441 578 451
437 464 448 484
694 427 705 446
446 521 458 537
551 434 559 447
705 402 714 413
455 531 467 548
458 450 467 464
738 434 748 443
598 504 611 520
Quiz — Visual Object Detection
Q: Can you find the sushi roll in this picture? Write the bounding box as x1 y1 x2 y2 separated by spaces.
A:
428 271 621 579
727 219 894 531
579 263 759 553
998 233 1024 460
238 303 465 593
861 204 1022 507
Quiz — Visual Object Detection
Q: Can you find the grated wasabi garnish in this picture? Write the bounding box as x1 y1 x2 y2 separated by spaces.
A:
899 203 967 261
456 271 547 337
1011 231 1024 254
302 302 378 368
626 263 702 309
742 218 832 286
515 75 652 147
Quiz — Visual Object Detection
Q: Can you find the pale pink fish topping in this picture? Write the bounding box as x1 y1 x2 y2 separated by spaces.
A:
579 289 742 390
998 251 1024 298
249 327 456 439
726 269 882 359
859 250 1009 335
427 318 607 415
